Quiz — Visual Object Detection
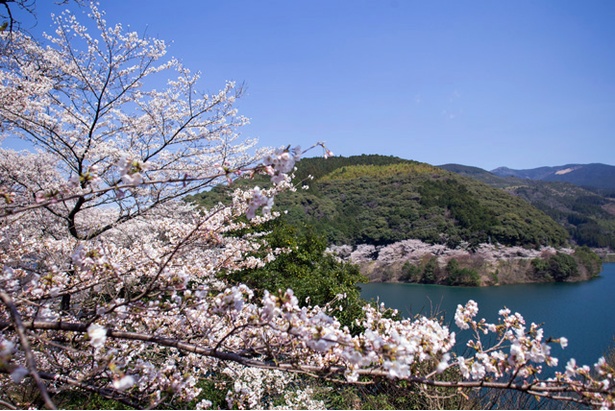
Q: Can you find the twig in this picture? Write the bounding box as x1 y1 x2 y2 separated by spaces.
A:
0 399 17 410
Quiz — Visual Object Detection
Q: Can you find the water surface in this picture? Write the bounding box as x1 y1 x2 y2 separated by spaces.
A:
360 263 615 369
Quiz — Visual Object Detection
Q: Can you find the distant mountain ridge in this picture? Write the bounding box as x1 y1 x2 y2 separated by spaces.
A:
490 163 615 192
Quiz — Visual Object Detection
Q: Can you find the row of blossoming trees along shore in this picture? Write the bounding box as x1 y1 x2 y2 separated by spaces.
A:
0 4 613 409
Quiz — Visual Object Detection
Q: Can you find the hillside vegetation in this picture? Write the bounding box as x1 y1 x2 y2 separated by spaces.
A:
188 155 606 286
190 156 569 249
440 164 615 249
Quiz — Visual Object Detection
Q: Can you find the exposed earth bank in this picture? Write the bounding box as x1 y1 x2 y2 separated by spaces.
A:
327 240 603 286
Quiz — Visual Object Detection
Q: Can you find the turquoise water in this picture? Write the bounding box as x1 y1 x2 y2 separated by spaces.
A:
360 263 615 369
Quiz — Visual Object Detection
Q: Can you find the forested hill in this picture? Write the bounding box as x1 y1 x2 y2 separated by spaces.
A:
439 163 615 249
189 155 569 249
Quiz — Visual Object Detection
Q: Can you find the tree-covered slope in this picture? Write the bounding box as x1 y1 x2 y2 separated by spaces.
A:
508 182 615 249
189 156 570 249
439 164 615 249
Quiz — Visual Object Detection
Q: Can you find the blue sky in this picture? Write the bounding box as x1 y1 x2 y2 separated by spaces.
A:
19 1 615 170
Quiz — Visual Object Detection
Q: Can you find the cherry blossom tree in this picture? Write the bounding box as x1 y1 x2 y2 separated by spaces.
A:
0 3 613 410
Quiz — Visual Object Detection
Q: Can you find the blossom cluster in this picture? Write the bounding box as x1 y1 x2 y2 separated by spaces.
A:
246 186 274 220
223 363 325 410
117 157 148 186
0 336 27 383
454 301 567 378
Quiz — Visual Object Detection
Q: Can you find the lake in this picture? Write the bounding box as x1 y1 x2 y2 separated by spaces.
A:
360 263 615 371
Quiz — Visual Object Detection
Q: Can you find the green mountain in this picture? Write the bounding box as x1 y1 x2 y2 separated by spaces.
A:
189 156 570 249
439 163 615 249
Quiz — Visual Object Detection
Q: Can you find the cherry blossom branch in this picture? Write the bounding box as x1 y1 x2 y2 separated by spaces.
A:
0 318 607 408
0 292 56 410
0 144 318 220
0 174 225 218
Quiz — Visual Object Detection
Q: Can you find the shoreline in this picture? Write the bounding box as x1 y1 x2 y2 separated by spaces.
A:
327 239 603 286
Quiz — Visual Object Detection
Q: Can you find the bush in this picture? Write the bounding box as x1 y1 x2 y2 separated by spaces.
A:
445 258 481 286
574 245 602 278
225 219 368 330
421 257 439 284
548 252 579 281
400 261 423 282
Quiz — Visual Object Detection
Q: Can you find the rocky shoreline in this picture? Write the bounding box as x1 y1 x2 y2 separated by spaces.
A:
327 240 600 286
